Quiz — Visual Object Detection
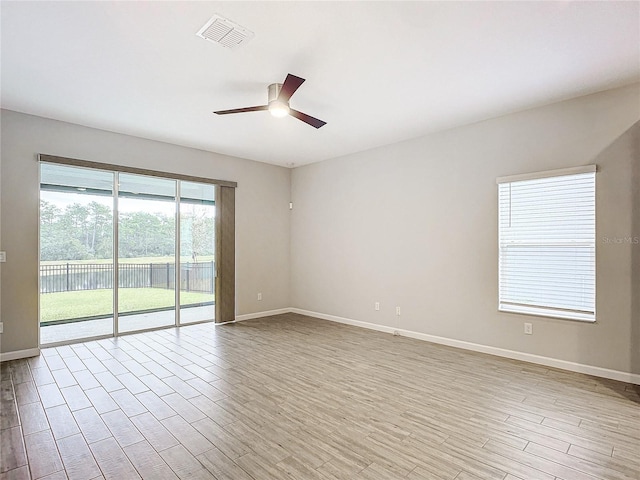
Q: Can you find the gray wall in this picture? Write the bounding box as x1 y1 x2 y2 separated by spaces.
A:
291 83 640 375
0 110 291 354
632 107 640 379
2 84 639 376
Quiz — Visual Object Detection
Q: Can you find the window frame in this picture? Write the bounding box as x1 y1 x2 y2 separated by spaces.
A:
497 165 596 322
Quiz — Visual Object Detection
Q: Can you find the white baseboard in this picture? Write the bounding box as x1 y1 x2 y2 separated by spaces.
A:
2 309 637 385
235 308 292 322
289 308 397 334
0 347 41 362
290 308 640 385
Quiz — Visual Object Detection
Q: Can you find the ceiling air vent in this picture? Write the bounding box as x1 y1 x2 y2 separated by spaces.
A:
196 14 254 49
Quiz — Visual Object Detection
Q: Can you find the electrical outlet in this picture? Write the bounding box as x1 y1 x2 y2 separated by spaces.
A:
396 306 401 316
0 251 5 263
524 322 533 335
0 322 3 334
374 302 380 311
257 293 262 301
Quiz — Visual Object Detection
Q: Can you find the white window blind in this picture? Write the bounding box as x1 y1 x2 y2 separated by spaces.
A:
497 167 596 322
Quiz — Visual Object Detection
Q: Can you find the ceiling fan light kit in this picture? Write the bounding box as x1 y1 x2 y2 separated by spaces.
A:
214 74 327 128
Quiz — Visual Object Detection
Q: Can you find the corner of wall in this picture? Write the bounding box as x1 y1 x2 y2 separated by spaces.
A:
630 121 640 375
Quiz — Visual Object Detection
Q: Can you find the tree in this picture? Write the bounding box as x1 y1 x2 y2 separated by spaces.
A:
40 199 214 261
40 200 88 260
118 211 175 258
40 200 60 225
87 202 112 259
40 200 107 261
181 204 215 260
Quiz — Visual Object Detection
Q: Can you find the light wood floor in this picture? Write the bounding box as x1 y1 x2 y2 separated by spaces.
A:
1 313 639 480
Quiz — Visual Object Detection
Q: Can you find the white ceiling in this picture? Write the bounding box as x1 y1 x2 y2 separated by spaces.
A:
1 1 638 167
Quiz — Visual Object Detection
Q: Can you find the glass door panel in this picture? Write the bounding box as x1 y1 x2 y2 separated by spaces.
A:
40 164 222 345
179 182 215 324
117 173 176 333
40 163 115 344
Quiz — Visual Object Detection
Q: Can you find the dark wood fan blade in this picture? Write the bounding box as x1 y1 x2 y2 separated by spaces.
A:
214 105 268 115
289 109 326 129
278 74 305 103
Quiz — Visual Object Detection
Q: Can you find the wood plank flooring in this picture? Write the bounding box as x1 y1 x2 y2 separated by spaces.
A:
1 313 639 479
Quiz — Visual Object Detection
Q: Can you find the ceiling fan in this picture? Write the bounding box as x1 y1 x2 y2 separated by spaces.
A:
214 73 326 129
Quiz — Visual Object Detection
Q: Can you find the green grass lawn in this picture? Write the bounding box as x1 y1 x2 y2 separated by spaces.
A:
40 288 214 322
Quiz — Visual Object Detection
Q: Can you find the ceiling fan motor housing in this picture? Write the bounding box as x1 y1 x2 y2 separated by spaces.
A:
268 83 286 106
214 74 325 128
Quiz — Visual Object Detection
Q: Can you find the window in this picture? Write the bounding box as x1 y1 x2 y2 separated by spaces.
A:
497 166 596 322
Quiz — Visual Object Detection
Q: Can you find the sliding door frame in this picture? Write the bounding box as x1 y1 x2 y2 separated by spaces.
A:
175 180 181 328
113 172 120 336
215 185 235 323
38 154 236 344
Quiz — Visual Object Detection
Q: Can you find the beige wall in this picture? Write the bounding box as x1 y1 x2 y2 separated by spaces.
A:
291 83 640 375
2 84 639 376
0 110 291 354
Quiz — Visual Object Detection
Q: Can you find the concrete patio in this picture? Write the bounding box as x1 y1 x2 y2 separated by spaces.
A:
40 305 214 344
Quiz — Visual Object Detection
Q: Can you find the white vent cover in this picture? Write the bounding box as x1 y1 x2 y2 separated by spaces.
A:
196 14 254 49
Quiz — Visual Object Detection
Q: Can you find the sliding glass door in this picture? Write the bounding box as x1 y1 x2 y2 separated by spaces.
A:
179 182 216 324
39 163 218 345
40 164 115 345
117 174 177 333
